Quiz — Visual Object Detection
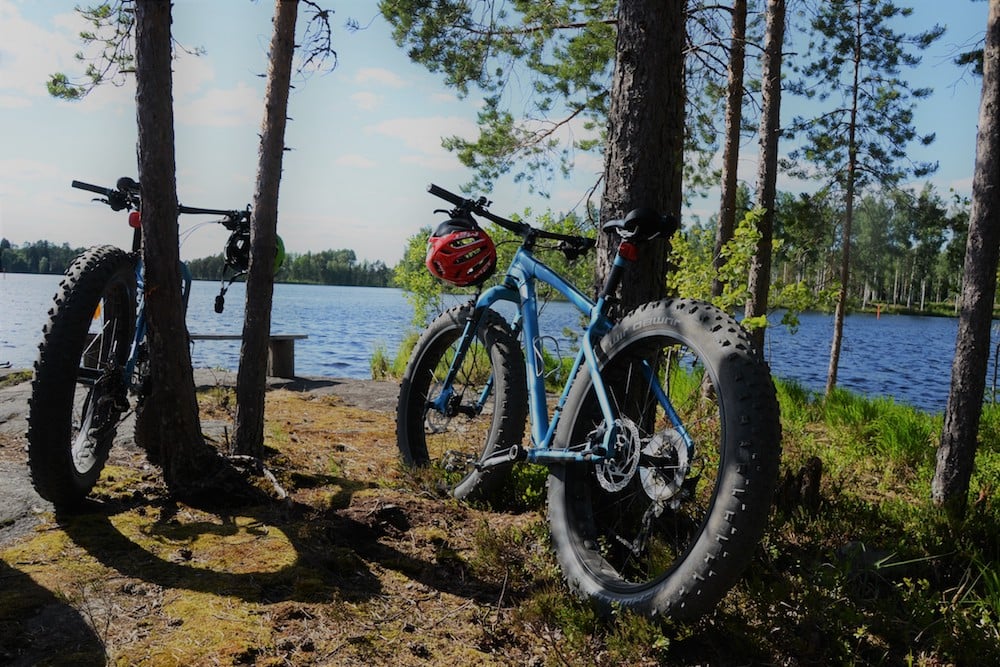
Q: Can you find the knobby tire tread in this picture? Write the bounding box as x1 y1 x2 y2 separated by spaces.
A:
547 298 781 618
396 304 527 501
27 245 136 507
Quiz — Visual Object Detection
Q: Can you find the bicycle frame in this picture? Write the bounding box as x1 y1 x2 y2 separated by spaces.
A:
440 241 681 466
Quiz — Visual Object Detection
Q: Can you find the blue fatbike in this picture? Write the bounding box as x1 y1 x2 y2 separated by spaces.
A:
396 184 782 618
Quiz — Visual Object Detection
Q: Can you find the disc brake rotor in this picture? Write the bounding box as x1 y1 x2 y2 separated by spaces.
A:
596 418 642 492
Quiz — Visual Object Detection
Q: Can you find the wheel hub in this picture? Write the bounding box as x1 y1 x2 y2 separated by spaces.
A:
639 428 690 505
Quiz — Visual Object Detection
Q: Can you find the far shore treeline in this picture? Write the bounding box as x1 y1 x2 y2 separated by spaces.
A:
0 239 394 288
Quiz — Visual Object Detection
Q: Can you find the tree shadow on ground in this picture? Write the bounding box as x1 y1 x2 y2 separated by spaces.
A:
53 484 505 609
0 559 106 667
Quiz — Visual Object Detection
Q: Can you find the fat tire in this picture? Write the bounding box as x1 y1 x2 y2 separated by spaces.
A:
547 298 781 618
396 304 527 501
27 245 137 507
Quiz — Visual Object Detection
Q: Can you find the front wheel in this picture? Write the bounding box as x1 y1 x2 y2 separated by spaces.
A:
396 303 527 501
27 245 137 507
547 298 781 618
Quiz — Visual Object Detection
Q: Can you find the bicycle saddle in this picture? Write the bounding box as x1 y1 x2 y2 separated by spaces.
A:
603 208 678 242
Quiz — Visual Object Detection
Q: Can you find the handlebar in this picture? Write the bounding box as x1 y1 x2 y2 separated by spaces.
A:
427 183 596 258
72 177 249 226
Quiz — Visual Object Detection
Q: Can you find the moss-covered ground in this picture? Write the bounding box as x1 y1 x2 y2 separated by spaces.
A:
1 380 998 666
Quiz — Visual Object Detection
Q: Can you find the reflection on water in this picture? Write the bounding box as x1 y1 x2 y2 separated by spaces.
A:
2 272 998 412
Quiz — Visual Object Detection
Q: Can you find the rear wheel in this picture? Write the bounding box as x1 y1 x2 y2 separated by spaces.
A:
396 304 527 501
547 298 781 618
27 246 137 507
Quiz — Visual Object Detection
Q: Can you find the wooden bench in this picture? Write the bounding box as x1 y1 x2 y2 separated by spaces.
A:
189 333 308 378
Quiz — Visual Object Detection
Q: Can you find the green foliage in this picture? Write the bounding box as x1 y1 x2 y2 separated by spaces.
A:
368 343 392 381
761 381 1000 665
47 1 138 100
769 184 972 314
490 463 549 512
380 0 616 193
667 208 765 320
819 387 939 470
468 519 558 593
380 1 732 199
392 226 444 327
787 0 944 190
186 249 392 287
0 240 86 274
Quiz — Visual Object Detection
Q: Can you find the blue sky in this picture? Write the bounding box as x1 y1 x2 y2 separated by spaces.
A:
0 0 990 266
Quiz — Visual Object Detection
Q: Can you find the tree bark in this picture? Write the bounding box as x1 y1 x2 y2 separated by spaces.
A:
933 0 1000 520
234 0 299 458
712 0 748 300
745 0 785 351
132 0 213 483
596 0 685 313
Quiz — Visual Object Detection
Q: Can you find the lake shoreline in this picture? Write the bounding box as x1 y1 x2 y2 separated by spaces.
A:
5 273 999 411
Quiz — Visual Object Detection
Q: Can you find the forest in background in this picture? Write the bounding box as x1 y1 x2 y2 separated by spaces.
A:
0 238 393 288
6 176 999 316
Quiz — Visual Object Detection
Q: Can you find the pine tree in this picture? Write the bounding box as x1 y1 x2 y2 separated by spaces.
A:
597 0 684 311
235 0 336 459
233 0 299 459
933 0 1000 520
745 0 786 350
130 0 220 491
787 0 943 395
712 0 749 301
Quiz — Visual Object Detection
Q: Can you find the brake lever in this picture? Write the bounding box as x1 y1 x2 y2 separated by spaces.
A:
559 238 595 262
105 191 130 212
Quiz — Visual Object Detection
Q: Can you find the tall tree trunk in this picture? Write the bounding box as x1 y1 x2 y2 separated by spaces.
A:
132 0 212 482
933 0 1000 520
825 0 862 397
745 0 785 351
596 0 684 313
712 0 748 299
235 0 298 458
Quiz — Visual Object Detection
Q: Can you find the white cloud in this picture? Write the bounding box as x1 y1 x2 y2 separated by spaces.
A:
336 154 377 168
350 91 380 111
0 3 139 112
175 83 261 127
0 3 218 113
0 4 83 103
355 67 407 88
368 116 477 156
172 49 216 100
399 153 466 171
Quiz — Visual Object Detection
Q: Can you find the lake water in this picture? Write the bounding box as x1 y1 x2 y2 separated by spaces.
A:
2 272 998 413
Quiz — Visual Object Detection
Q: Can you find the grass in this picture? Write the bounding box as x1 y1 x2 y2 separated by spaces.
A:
2 378 999 664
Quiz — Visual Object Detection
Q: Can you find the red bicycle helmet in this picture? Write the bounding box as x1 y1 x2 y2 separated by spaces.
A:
425 217 497 287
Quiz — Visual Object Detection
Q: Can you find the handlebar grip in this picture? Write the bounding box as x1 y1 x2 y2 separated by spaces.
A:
427 183 467 207
71 180 112 196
